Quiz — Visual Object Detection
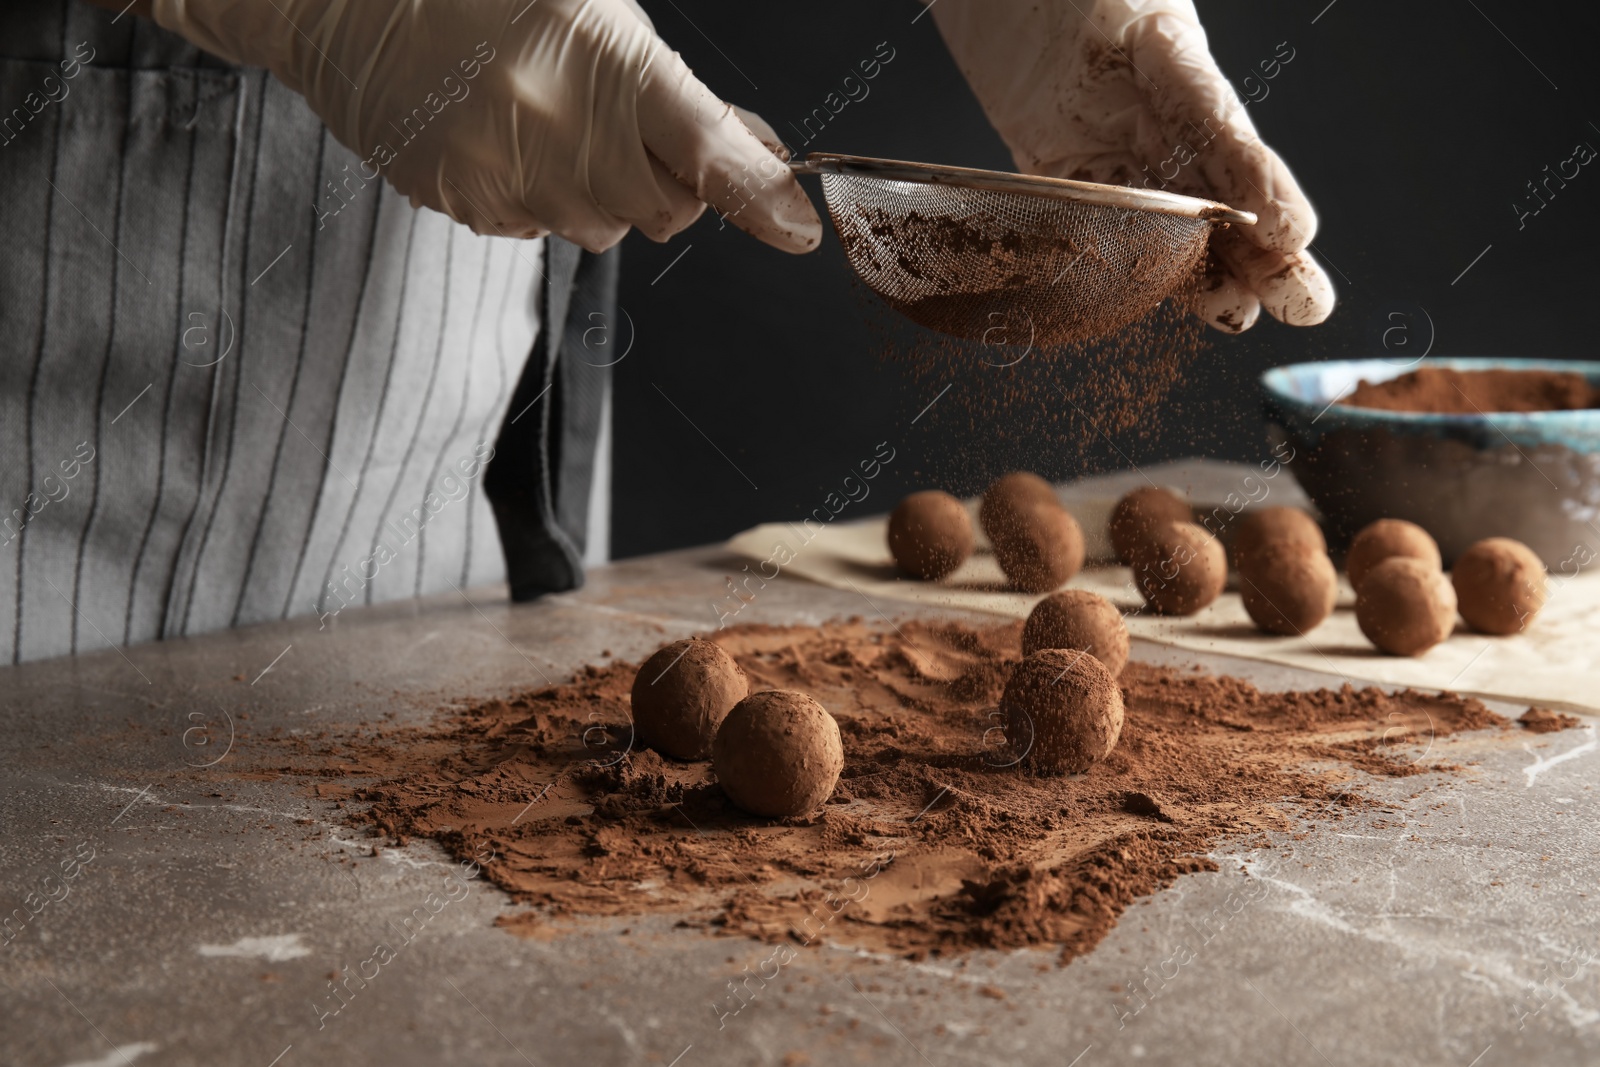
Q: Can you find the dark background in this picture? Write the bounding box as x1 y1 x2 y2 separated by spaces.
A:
612 0 1600 558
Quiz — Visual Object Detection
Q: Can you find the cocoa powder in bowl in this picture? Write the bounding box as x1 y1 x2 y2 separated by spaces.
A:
1021 589 1129 676
1452 537 1546 635
888 491 975 580
1356 556 1458 656
1002 648 1124 775
630 638 749 760
713 689 844 818
1345 519 1441 590
992 501 1085 594
1341 366 1600 414
1109 486 1193 565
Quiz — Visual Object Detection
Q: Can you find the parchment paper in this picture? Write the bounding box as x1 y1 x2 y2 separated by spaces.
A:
726 460 1600 714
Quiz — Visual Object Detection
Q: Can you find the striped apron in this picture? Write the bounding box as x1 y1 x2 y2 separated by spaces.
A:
0 1 614 664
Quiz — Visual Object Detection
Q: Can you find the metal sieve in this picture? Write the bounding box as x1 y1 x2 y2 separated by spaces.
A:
790 152 1256 348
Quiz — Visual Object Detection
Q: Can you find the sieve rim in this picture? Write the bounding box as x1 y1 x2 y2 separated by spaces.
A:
792 152 1256 226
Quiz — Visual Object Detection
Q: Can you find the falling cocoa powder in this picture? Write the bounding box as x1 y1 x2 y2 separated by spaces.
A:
1341 366 1600 414
868 285 1209 489
245 618 1565 965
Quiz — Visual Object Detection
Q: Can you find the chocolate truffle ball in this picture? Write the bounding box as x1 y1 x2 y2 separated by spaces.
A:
979 471 1057 544
1231 507 1326 570
992 501 1085 593
1355 556 1458 656
1238 542 1338 636
887 490 975 580
1001 648 1125 775
631 638 750 760
712 689 844 817
1130 521 1227 616
1345 518 1441 589
1452 537 1547 635
1109 486 1193 564
1021 590 1130 676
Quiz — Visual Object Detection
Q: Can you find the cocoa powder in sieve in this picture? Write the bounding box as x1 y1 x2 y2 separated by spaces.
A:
253 618 1551 965
841 202 1209 349
853 206 1213 475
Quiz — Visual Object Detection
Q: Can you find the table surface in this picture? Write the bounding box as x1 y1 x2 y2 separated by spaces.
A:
3 545 1598 1067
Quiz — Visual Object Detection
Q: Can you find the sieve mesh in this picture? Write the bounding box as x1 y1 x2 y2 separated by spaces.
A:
820 173 1215 348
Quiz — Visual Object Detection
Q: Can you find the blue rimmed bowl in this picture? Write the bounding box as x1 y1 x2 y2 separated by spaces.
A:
1261 357 1600 566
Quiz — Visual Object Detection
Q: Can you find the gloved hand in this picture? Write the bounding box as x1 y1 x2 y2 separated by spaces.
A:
930 0 1334 332
151 0 821 254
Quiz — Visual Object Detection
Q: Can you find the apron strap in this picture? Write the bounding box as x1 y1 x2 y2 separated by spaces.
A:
485 236 619 600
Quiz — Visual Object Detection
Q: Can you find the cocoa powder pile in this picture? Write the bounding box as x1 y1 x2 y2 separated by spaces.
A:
1342 366 1600 414
260 618 1541 965
1519 706 1581 733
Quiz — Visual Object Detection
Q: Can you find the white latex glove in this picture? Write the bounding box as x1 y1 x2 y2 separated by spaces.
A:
151 0 821 253
931 0 1334 332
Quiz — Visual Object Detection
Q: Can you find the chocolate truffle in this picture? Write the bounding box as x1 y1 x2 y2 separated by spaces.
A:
1021 590 1130 676
1109 486 1193 564
1451 537 1547 635
1238 542 1338 636
979 471 1057 544
1130 521 1226 616
992 501 1085 593
631 638 749 760
887 490 975 580
1231 507 1326 569
1355 556 1458 656
1345 518 1441 589
712 689 844 818
1001 648 1125 775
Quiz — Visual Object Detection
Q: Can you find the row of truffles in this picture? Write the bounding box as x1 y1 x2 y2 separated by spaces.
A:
1106 486 1228 615
1349 519 1454 655
630 638 844 817
1349 521 1546 655
885 478 1227 611
1115 487 1547 657
981 473 1086 593
1232 505 1337 635
1010 590 1128 773
886 474 1548 660
887 474 1085 592
627 596 1136 819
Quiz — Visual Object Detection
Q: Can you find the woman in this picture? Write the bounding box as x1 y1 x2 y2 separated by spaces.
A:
0 0 1330 663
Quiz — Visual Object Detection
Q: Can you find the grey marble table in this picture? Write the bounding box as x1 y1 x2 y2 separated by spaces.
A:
3 545 1597 1067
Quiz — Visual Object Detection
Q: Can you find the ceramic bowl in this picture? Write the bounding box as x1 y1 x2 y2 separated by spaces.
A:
1260 357 1600 566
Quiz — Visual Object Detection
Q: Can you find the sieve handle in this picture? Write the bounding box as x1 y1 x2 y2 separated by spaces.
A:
789 152 1256 226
